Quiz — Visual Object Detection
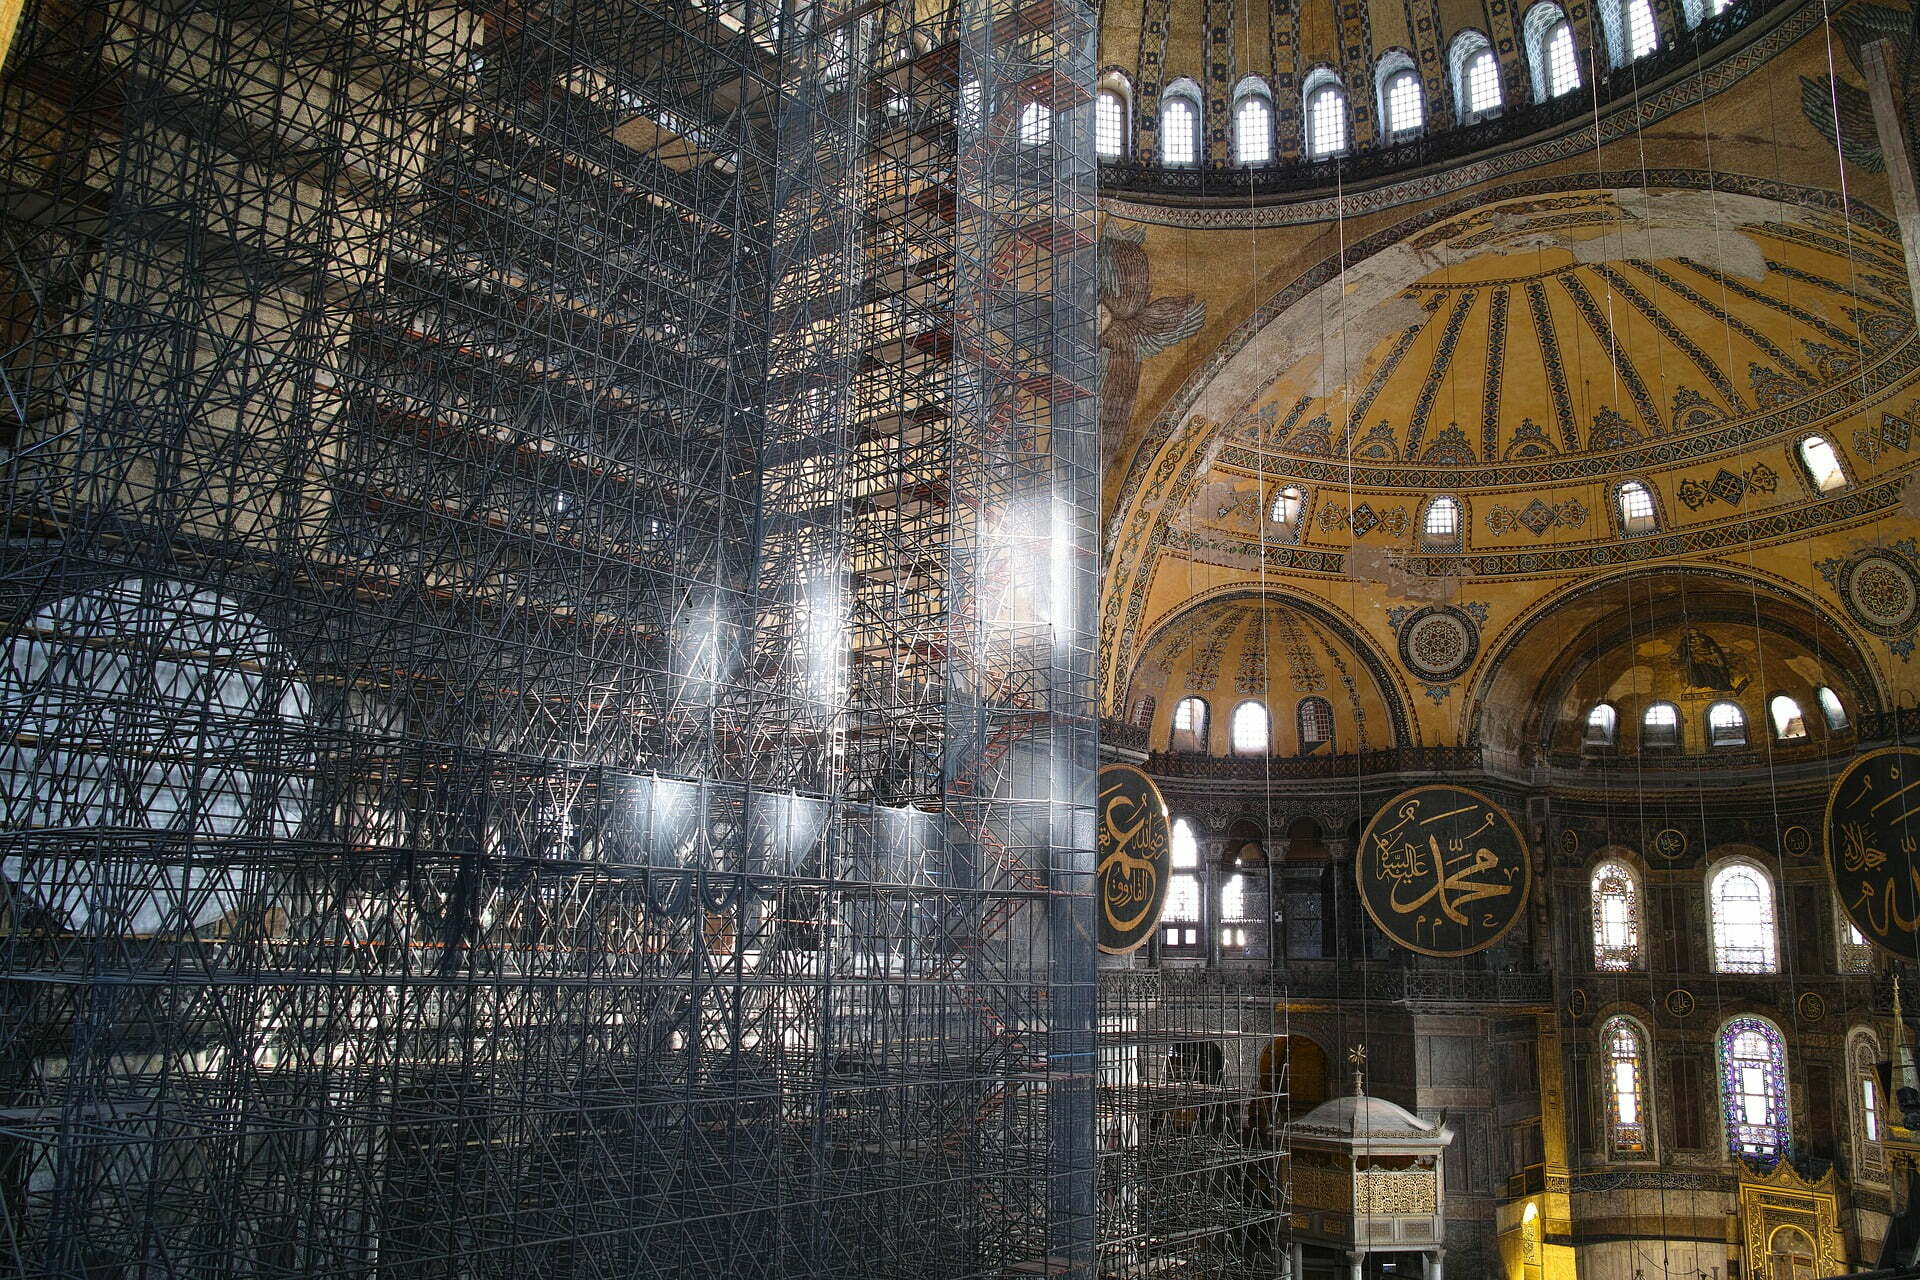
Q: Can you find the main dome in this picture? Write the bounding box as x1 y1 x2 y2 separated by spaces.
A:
1189 189 1911 485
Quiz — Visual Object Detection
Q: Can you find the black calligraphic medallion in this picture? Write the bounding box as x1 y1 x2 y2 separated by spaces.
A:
1356 784 1532 957
1825 747 1920 960
1097 763 1171 955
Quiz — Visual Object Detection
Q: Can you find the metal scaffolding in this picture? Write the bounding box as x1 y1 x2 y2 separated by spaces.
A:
0 0 1098 1275
1098 969 1293 1279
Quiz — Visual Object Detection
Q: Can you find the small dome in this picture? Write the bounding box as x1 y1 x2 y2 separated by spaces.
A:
1293 1093 1446 1141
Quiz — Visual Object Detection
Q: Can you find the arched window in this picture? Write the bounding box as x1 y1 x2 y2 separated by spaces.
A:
1706 700 1746 747
1449 30 1503 121
1524 3 1582 100
1591 859 1642 970
1160 81 1202 166
1816 686 1849 731
1545 20 1581 93
1718 1015 1788 1160
1096 88 1128 158
0 578 313 934
1172 695 1209 752
1798 434 1848 492
1852 1029 1888 1182
1221 871 1249 947
1710 860 1779 973
1018 100 1052 146
1303 71 1348 158
1376 52 1423 138
1422 495 1462 549
1626 0 1659 55
1838 903 1875 974
1585 703 1619 746
1270 485 1305 525
1642 701 1680 749
1601 0 1659 63
1165 818 1201 947
1769 694 1807 741
1617 480 1657 534
1601 1016 1650 1156
1232 700 1270 755
1298 696 1334 750
1232 77 1274 165
1768 1228 1815 1280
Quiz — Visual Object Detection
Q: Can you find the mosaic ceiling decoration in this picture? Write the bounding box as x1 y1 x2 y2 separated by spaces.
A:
1208 195 1911 480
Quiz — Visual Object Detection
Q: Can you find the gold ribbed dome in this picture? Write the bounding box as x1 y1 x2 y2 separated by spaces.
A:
1203 190 1911 479
1123 595 1403 754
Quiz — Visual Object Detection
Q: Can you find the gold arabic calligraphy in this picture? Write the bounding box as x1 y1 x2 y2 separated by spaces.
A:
1373 800 1516 927
1098 769 1168 941
1826 749 1920 957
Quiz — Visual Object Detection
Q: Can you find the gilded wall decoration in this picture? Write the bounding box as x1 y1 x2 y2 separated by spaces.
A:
1099 223 1206 446
1393 604 1484 683
1318 502 1410 538
1355 785 1530 957
1676 463 1779 511
1485 498 1587 537
1675 629 1750 693
1097 764 1172 955
1798 5 1912 174
1819 541 1920 657
1735 1162 1845 1280
1354 1169 1438 1216
1855 409 1916 463
1823 747 1920 959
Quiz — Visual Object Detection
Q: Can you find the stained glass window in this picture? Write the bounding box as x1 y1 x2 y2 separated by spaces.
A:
1602 1016 1648 1155
1719 1015 1788 1160
1710 861 1778 973
1591 860 1641 970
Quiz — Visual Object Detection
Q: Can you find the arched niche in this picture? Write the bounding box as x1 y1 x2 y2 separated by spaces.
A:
1123 591 1412 750
1469 567 1881 762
